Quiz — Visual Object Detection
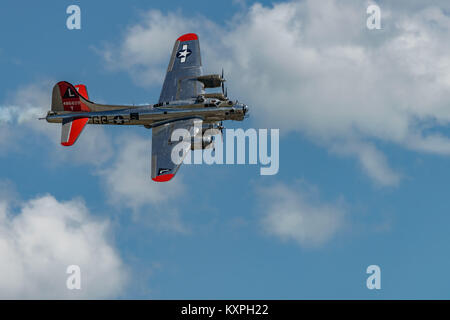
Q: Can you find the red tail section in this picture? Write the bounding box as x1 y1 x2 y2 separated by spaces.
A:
55 82 91 146
56 81 91 112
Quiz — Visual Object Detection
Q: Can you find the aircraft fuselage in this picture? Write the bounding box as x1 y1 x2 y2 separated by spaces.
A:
46 102 248 128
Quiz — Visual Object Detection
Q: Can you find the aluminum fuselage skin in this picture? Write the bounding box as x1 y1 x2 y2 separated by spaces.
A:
46 102 248 128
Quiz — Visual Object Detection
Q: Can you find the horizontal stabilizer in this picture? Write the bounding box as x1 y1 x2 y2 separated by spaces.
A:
61 117 89 146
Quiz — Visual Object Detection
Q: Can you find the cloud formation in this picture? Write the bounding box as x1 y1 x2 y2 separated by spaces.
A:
0 193 128 299
0 83 187 230
99 0 450 186
98 133 187 233
258 182 345 247
98 10 217 86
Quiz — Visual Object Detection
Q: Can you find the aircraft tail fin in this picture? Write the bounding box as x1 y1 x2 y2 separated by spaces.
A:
74 84 89 100
51 81 91 112
51 81 91 146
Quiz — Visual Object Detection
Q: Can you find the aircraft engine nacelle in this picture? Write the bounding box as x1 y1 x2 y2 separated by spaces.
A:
191 135 214 150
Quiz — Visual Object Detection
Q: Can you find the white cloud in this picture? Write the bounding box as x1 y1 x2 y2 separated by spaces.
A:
99 10 218 86
331 141 401 186
258 182 345 247
0 81 50 125
98 133 187 233
99 133 184 208
0 193 128 299
99 0 450 186
51 125 114 166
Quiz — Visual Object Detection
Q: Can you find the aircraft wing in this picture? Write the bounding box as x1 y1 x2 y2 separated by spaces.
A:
151 118 201 182
159 33 203 103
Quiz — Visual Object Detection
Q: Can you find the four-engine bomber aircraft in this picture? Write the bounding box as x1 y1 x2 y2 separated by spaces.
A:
44 33 249 182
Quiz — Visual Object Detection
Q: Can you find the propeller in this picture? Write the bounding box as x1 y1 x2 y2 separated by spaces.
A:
221 68 227 98
218 121 224 142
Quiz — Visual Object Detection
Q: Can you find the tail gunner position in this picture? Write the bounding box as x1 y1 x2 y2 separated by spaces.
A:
43 33 249 182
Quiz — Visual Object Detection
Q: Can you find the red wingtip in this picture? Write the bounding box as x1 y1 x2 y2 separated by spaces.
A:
177 33 198 42
152 174 175 182
61 142 73 147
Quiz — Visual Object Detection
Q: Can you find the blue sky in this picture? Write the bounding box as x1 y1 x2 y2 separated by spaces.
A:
1 0 450 299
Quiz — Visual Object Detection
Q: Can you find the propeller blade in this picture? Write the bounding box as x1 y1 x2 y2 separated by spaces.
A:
220 68 227 98
221 68 225 95
219 121 224 141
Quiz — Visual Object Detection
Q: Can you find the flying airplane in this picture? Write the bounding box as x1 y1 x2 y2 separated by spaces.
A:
43 33 249 182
